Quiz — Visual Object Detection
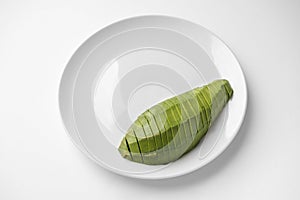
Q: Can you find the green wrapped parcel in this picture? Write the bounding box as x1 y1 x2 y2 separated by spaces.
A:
118 79 233 165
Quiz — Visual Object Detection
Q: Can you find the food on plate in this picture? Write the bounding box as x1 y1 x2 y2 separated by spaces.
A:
118 79 233 165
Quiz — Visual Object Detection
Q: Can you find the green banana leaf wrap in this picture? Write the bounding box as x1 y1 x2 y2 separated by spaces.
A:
118 79 233 165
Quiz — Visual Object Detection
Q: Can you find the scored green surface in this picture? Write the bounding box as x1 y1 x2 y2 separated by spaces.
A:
118 79 233 165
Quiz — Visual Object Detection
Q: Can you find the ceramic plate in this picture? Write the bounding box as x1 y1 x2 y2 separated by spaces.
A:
59 15 247 179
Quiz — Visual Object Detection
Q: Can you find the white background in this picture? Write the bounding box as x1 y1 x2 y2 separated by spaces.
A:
1 0 300 199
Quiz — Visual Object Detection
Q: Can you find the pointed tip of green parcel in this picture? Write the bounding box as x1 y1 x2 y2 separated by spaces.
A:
212 79 234 98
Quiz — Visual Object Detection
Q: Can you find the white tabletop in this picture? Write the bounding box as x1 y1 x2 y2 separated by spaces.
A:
1 0 299 199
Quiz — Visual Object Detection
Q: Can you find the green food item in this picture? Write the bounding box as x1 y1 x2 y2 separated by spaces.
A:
118 79 233 165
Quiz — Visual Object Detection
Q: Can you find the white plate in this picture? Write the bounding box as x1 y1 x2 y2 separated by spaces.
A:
59 15 247 179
